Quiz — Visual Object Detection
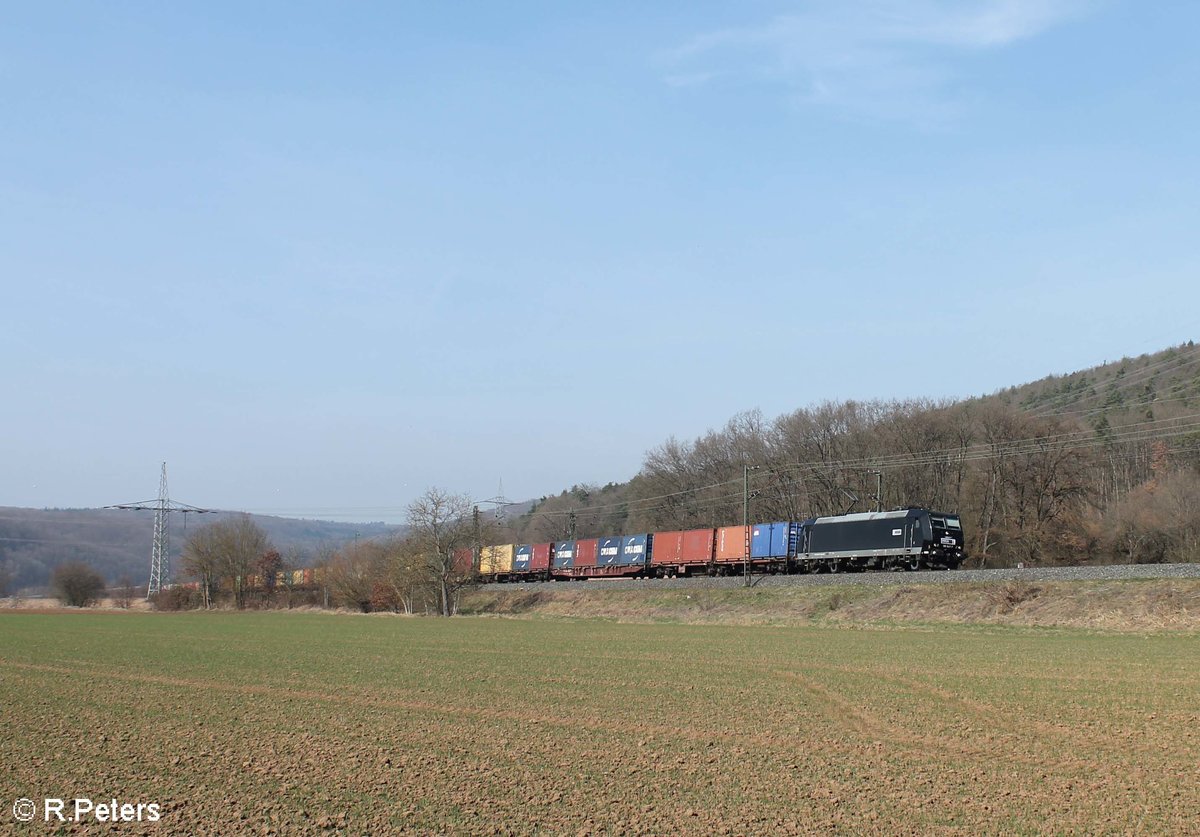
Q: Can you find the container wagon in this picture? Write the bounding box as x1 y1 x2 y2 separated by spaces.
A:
479 544 515 581
550 538 599 580
551 535 652 579
649 528 715 577
511 542 553 582
749 520 802 573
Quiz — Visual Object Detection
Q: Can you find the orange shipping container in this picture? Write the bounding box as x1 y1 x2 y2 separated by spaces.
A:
653 528 715 565
715 526 750 562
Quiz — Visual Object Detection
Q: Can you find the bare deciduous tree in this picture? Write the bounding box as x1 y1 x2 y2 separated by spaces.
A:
258 548 283 595
218 516 271 608
182 523 222 609
407 488 477 617
181 516 273 608
113 575 136 609
373 538 430 615
326 542 377 612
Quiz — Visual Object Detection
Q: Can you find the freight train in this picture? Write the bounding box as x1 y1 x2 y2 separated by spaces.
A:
465 507 966 582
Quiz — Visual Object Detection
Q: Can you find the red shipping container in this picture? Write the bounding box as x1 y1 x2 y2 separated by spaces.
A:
453 548 474 573
715 525 750 562
531 543 553 571
654 531 684 563
653 528 714 565
574 538 599 568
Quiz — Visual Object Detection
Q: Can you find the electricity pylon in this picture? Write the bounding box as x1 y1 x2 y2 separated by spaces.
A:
479 478 512 520
106 462 215 598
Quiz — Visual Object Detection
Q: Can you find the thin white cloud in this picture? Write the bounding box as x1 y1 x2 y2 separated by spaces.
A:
663 0 1096 126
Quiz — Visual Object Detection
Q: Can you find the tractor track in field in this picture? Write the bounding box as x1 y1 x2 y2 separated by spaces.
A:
775 668 1169 780
0 659 870 755
850 667 1168 763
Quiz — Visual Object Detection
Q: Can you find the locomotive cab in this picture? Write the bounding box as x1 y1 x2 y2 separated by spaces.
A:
921 511 965 569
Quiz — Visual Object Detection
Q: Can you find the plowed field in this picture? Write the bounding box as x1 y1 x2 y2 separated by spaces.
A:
2 612 1198 834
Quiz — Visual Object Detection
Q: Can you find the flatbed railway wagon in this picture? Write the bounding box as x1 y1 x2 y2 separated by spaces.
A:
649 527 715 577
750 520 803 573
549 537 598 579
478 543 515 582
511 542 553 582
551 534 652 580
650 522 802 577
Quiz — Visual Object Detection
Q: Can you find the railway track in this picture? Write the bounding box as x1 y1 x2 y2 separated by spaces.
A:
497 562 1200 592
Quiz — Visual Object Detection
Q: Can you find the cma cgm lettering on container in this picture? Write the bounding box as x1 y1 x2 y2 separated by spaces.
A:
597 537 622 567
472 508 965 582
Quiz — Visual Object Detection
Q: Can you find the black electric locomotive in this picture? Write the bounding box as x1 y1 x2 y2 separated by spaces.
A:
801 508 965 571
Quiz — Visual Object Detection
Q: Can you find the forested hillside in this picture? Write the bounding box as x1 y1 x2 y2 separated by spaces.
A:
507 342 1200 567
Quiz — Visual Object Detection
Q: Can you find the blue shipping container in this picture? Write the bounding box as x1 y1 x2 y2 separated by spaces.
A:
513 544 532 571
618 534 651 566
750 522 799 559
597 536 623 567
553 541 576 569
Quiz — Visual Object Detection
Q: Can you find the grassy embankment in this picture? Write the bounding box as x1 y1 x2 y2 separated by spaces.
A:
462 577 1200 631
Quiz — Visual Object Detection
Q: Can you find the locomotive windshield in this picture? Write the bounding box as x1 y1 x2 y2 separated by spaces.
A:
930 515 961 533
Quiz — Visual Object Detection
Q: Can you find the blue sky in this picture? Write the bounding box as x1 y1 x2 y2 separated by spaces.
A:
2 1 1197 521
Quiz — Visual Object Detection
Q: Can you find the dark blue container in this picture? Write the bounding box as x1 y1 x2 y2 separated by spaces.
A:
597 536 623 567
553 541 576 569
618 534 651 566
513 544 532 571
750 522 799 559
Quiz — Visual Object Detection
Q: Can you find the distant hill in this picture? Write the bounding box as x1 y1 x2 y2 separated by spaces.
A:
0 507 400 594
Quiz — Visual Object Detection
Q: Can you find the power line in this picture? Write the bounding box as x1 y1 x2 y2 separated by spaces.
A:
1024 344 1200 418
1051 392 1200 420
764 411 1200 477
523 411 1200 524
